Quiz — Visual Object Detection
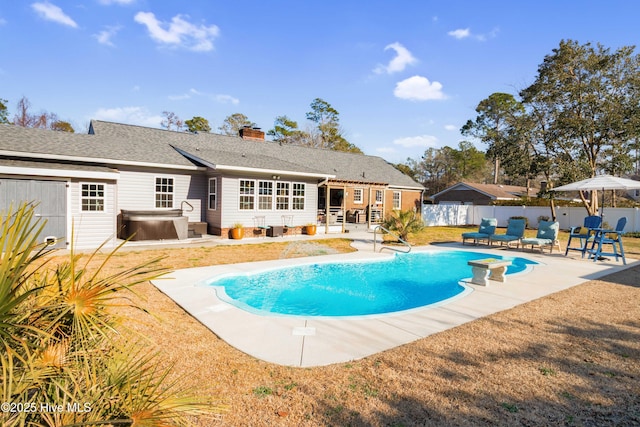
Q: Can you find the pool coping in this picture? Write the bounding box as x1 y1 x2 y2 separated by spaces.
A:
151 244 638 367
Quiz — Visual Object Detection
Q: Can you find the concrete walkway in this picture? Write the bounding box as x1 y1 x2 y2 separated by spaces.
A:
150 231 638 367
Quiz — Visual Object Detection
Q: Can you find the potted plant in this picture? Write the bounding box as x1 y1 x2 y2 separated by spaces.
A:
304 223 317 236
230 222 244 239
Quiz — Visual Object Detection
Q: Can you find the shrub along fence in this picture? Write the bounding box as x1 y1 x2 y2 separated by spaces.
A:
422 204 640 233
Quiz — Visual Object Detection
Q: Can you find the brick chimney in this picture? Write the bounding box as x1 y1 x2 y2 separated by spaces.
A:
239 126 265 141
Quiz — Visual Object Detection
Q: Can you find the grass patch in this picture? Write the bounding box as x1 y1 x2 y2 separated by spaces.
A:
539 366 557 376
501 402 519 413
252 385 274 398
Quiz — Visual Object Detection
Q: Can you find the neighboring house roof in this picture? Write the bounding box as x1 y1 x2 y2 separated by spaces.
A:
431 182 535 201
0 121 424 190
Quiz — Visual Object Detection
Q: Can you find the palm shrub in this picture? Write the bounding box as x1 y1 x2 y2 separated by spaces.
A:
381 209 424 242
1 203 221 427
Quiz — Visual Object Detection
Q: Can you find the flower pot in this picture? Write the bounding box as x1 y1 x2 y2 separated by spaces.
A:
304 224 317 236
230 227 244 239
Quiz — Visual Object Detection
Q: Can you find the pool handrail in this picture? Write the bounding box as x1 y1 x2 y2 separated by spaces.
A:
373 225 411 253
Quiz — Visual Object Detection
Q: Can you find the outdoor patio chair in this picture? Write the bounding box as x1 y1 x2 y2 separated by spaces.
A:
587 217 627 265
489 218 526 249
461 217 497 245
282 215 296 235
253 216 270 238
565 215 602 257
521 220 561 253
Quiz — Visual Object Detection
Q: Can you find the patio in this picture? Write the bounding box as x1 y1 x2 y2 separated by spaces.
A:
151 235 638 367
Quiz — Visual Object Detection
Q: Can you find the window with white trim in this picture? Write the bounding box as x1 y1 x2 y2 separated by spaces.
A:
239 180 255 210
81 183 105 212
258 180 273 210
353 188 363 204
375 189 383 204
276 182 290 210
155 177 174 208
208 178 217 210
393 191 401 209
292 183 305 210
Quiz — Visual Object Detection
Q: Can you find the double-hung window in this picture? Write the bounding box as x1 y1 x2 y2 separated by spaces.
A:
353 188 363 204
276 182 290 210
208 178 217 210
81 183 105 212
155 177 174 208
292 183 305 210
375 189 383 205
239 180 255 210
258 181 273 210
393 191 401 209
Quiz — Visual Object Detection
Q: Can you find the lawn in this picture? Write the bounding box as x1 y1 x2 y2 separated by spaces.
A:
46 226 640 426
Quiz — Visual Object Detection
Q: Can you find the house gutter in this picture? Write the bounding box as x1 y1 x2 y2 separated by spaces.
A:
0 150 203 171
0 165 119 180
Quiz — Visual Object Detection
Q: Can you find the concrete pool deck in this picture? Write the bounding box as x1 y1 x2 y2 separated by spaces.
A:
151 235 638 368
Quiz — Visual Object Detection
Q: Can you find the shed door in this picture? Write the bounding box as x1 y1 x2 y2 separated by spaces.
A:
0 179 67 249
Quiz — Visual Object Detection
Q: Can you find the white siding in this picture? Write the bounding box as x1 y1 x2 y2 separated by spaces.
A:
220 174 318 228
69 179 117 249
206 174 222 228
117 167 206 222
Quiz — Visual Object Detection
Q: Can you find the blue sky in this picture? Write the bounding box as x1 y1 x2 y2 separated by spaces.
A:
1 1 638 163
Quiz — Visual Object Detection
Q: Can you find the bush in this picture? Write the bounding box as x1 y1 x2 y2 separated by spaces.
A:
0 203 220 426
382 209 424 242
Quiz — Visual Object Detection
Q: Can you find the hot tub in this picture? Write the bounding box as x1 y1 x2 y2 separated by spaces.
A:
119 209 189 241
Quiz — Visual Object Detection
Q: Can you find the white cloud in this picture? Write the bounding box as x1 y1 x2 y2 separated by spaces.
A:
444 124 457 131
134 11 220 52
92 106 162 128
448 27 499 41
215 94 239 105
167 89 239 105
392 135 439 149
94 25 121 47
394 75 446 101
31 2 78 28
374 42 417 74
448 28 470 39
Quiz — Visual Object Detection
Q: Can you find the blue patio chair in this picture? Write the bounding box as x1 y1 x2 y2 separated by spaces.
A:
489 218 526 249
565 215 602 257
461 217 497 245
588 217 627 264
521 221 561 253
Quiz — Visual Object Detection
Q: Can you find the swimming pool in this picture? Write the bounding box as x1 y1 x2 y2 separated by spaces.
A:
205 250 537 317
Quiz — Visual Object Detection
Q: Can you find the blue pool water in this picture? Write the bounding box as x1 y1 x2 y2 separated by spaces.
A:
205 251 537 317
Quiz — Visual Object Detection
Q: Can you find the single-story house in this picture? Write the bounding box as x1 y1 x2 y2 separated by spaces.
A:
430 182 535 205
0 121 424 249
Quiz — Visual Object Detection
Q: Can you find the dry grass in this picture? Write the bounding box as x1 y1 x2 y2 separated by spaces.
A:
45 231 640 426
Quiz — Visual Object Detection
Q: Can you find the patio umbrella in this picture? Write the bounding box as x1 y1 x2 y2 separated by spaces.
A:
552 174 640 217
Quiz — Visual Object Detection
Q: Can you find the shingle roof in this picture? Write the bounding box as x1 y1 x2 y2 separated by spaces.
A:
431 182 535 200
91 121 423 189
0 121 424 189
0 123 198 168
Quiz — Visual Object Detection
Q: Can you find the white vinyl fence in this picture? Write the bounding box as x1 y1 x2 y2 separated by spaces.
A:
422 204 640 233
